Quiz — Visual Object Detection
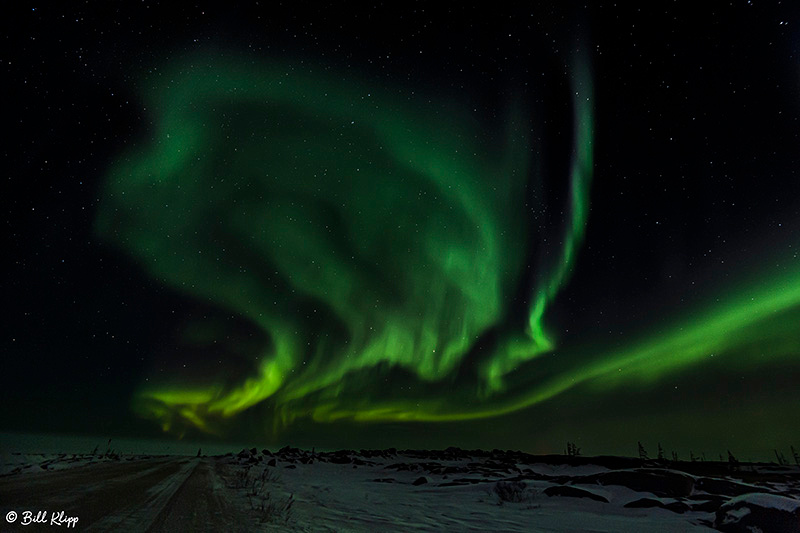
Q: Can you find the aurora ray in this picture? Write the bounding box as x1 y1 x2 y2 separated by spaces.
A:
95 53 800 437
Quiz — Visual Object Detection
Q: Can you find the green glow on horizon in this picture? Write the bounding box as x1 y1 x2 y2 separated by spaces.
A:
96 53 800 437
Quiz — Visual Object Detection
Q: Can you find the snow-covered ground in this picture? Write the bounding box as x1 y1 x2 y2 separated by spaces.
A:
215 448 800 532
0 452 162 476
2 446 799 532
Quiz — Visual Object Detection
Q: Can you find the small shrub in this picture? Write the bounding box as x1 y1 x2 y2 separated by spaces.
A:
565 442 581 457
638 442 649 461
251 492 294 524
493 480 531 504
250 467 281 496
230 464 253 489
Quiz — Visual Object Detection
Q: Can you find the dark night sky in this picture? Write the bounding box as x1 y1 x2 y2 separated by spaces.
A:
3 2 800 459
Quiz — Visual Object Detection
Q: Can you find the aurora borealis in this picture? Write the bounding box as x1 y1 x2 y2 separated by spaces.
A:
93 52 594 432
95 49 800 436
4 2 800 459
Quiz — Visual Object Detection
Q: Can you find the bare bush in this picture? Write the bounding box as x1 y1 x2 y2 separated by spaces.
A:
230 464 253 489
231 464 292 525
250 492 295 524
493 480 533 504
250 467 281 496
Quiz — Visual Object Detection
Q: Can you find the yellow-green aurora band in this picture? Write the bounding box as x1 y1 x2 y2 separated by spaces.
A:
96 54 800 437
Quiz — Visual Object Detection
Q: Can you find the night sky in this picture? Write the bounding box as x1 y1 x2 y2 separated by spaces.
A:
3 2 800 459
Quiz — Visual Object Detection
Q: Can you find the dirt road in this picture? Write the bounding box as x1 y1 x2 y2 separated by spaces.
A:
0 457 247 532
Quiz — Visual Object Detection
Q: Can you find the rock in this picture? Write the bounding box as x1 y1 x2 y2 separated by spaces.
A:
278 446 301 456
582 469 695 498
691 499 724 512
386 462 417 471
624 497 690 514
267 458 277 467
452 478 490 485
715 493 800 533
413 476 428 486
624 498 663 509
696 477 767 497
544 485 609 503
664 501 691 514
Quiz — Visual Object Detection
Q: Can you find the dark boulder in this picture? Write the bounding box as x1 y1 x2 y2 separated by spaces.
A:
544 485 609 503
623 498 690 514
624 498 664 509
696 477 767 497
583 469 694 498
691 498 724 512
715 493 800 533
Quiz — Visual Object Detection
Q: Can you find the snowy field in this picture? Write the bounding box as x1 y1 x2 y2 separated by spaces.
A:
1 446 799 532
